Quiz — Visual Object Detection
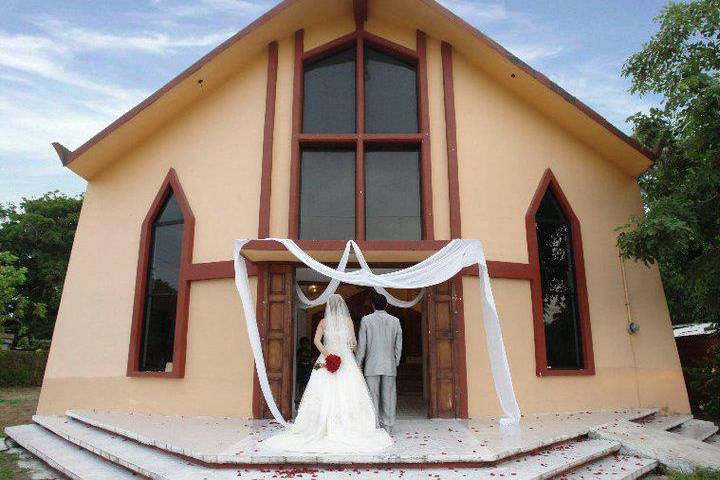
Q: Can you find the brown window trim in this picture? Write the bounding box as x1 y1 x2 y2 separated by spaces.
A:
288 27 433 241
127 168 195 379
441 41 461 239
525 168 595 377
258 41 279 239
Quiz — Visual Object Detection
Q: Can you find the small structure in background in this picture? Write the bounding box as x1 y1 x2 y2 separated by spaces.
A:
674 322 719 416
1 332 15 350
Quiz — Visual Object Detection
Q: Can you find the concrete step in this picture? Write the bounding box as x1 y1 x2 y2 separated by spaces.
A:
35 415 231 480
4 424 139 480
590 420 720 473
65 408 656 464
561 453 658 479
636 414 693 431
468 439 622 480
669 419 718 442
33 415 622 479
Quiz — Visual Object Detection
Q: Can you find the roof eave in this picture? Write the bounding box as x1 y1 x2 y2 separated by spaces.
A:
53 0 298 175
415 0 655 166
52 142 72 166
53 0 656 177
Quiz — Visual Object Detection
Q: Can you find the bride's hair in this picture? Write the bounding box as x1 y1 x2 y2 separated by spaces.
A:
324 294 356 347
325 294 350 321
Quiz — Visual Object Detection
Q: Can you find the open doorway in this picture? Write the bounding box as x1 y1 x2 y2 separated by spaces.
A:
293 267 428 419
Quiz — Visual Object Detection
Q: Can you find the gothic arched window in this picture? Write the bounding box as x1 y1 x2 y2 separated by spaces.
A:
128 169 194 378
294 32 427 241
526 170 594 376
140 192 183 372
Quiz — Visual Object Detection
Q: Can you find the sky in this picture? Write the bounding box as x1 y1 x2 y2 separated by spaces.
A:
0 0 671 204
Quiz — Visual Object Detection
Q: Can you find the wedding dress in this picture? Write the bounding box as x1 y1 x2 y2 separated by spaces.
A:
261 295 393 453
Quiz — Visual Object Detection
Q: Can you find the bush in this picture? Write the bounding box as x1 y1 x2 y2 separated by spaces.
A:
0 350 48 387
687 342 720 418
28 339 50 351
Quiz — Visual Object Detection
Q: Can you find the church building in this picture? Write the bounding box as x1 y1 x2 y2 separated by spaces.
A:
40 0 690 420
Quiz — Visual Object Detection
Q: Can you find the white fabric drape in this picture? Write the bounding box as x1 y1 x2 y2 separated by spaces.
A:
294 241 352 308
233 238 521 426
293 240 424 309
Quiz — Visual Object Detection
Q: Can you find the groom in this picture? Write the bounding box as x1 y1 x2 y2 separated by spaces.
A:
355 293 402 434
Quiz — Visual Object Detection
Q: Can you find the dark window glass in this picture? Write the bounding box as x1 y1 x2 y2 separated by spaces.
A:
140 192 183 372
299 149 355 239
302 47 356 133
365 148 421 240
535 189 583 369
364 46 418 133
156 192 184 223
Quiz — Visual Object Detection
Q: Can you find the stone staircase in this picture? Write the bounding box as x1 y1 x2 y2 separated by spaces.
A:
4 410 718 479
590 414 719 474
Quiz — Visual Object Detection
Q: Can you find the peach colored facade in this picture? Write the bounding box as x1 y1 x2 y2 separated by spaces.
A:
38 0 690 418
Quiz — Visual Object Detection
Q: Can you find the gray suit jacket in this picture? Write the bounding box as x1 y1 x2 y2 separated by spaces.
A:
355 310 402 377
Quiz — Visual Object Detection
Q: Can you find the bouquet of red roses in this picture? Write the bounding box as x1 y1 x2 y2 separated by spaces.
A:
314 354 342 373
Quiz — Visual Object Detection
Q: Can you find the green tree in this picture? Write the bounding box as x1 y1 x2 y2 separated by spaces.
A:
0 251 28 337
0 192 82 341
618 0 720 326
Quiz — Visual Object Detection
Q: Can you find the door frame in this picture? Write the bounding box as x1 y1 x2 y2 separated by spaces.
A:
252 264 468 419
252 263 295 419
424 275 468 418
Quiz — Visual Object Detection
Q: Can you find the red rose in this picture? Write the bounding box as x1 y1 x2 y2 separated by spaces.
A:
325 354 342 373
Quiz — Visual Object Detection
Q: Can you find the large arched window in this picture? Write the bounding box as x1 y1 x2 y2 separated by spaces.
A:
127 169 194 378
292 31 429 241
526 169 594 376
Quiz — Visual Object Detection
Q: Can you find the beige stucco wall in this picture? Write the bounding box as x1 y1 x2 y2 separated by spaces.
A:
39 11 689 417
452 49 689 416
38 49 268 416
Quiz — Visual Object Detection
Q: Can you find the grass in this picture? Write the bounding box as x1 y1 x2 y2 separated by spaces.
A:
0 387 42 480
668 470 720 480
0 451 35 480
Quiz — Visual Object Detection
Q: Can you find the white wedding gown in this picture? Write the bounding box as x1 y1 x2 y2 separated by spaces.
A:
261 295 393 453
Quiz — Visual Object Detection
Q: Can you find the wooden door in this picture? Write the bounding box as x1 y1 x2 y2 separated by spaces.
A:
255 264 295 419
425 276 467 418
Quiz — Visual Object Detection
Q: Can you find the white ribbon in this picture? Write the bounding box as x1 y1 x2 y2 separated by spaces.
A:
294 241 353 308
233 238 521 425
348 240 425 308
294 240 425 309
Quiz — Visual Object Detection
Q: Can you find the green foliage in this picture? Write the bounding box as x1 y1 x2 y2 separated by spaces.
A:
668 469 720 480
687 343 720 416
0 252 28 338
0 191 82 342
0 451 35 480
0 350 48 388
618 0 720 325
27 339 51 351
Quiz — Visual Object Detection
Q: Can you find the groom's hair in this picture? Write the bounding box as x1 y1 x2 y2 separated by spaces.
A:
371 293 388 310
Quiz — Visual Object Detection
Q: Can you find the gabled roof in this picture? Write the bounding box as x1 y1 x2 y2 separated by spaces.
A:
54 0 654 179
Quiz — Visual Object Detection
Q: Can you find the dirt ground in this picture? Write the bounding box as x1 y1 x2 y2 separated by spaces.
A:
0 387 40 433
0 387 48 480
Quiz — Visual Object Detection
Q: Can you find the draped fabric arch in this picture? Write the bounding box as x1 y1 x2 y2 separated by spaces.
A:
233 238 521 425
293 241 425 309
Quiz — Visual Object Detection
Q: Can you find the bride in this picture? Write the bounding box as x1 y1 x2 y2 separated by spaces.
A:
261 294 393 453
